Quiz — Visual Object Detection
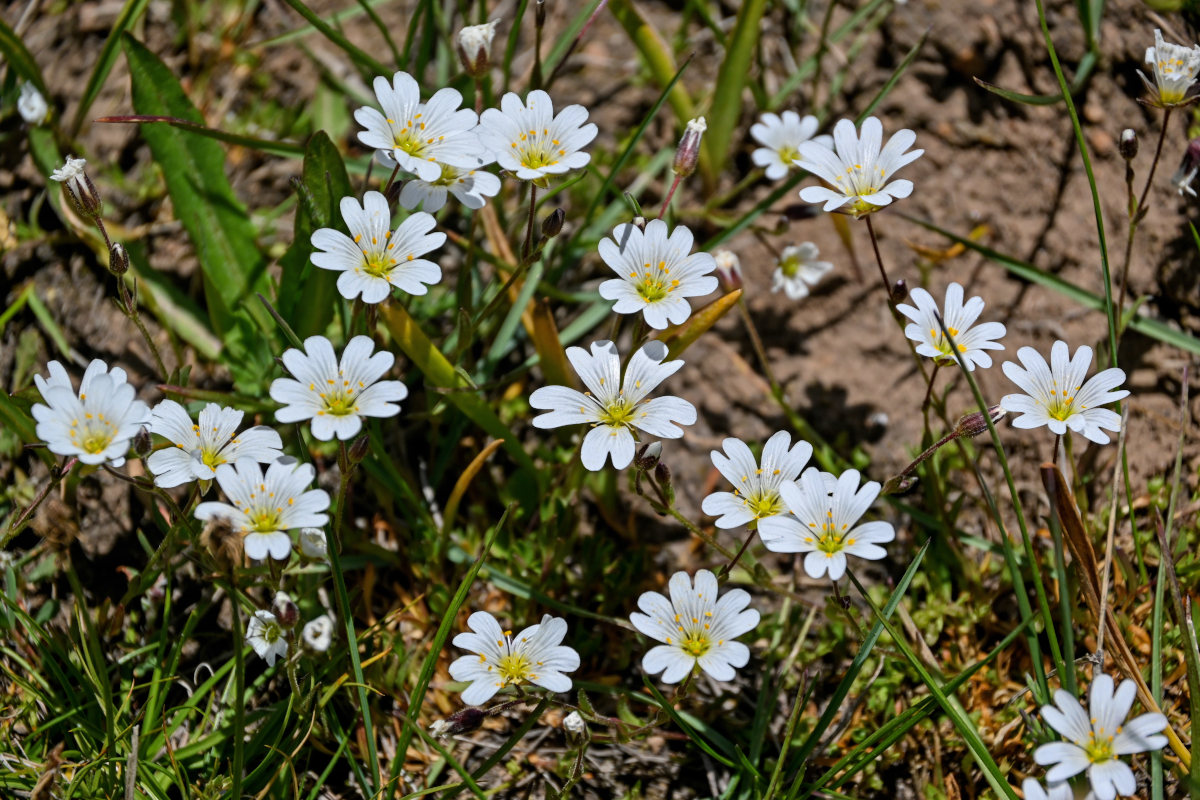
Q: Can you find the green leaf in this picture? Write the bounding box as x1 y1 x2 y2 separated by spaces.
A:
906 215 1200 356
703 0 767 179
0 390 53 468
276 132 349 338
0 14 47 94
973 76 1062 106
123 35 275 390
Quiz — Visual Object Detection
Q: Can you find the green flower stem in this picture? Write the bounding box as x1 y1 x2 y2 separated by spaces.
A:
1117 109 1171 341
327 439 381 792
229 573 246 799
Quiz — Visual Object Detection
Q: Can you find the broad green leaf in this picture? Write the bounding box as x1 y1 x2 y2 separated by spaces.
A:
703 0 767 180
277 132 349 338
123 35 274 390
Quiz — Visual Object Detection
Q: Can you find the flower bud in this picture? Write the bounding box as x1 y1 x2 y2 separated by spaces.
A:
535 0 546 28
50 156 102 219
1172 137 1200 198
457 20 498 78
542 207 565 238
132 426 153 459
1119 129 1138 161
673 117 706 178
431 707 487 739
349 434 370 464
109 242 129 276
634 441 662 471
273 592 300 628
713 250 742 291
654 460 674 505
631 215 646 231
18 83 48 125
954 404 1006 439
299 527 329 560
563 710 589 746
890 279 908 303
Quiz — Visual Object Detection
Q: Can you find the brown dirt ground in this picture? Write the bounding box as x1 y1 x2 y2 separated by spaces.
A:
3 0 1200 797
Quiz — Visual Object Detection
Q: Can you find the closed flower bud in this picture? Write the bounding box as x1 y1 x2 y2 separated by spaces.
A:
673 117 706 178
109 242 129 275
631 215 646 231
542 207 565 238
273 592 299 628
954 404 1006 439
634 441 662 471
349 434 370 464
890 279 908 303
431 707 487 739
713 250 742 291
132 426 152 459
563 710 589 745
1119 129 1138 161
457 20 498 77
654 460 674 505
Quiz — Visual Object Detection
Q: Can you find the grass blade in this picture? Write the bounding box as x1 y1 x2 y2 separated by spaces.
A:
70 0 152 136
703 0 768 180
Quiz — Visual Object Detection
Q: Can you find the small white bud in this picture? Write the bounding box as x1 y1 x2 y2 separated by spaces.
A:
713 249 742 290
18 83 47 125
299 527 328 560
458 21 498 77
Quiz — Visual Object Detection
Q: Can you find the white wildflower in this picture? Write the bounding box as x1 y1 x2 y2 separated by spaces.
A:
1022 779 1078 800
477 89 597 182
1000 341 1128 444
771 243 833 300
529 340 696 471
629 569 760 684
701 431 813 529
246 609 289 666
758 467 895 581
146 400 283 488
310 191 444 303
750 111 832 180
397 162 502 212
597 219 718 330
270 335 408 441
795 116 923 218
302 614 335 652
1034 674 1167 800
1140 29 1200 107
355 71 480 181
49 155 88 196
194 458 331 561
449 611 580 706
896 282 1006 371
32 359 149 468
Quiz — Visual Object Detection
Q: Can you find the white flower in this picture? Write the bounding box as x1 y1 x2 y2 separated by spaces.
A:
896 282 1006 371
194 458 331 561
18 83 47 124
298 527 328 560
355 71 480 181
712 249 742 288
1022 779 1081 800
458 20 498 66
146 400 283 488
477 89 597 182
397 164 502 212
1034 674 1168 800
597 219 718 330
246 609 289 666
50 155 88 194
750 111 832 180
758 467 894 581
771 243 833 300
302 615 335 652
1141 29 1200 107
32 359 149 467
270 335 408 441
449 611 580 706
701 431 813 529
529 340 696 471
795 116 923 218
629 569 760 684
310 191 444 303
1000 341 1128 445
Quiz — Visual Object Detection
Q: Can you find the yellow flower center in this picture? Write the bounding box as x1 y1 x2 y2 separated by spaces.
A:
70 414 117 455
681 630 711 657
777 144 800 165
631 260 680 304
1085 734 1115 764
431 163 462 187
599 397 637 428
1045 382 1084 421
804 512 855 554
496 651 533 684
